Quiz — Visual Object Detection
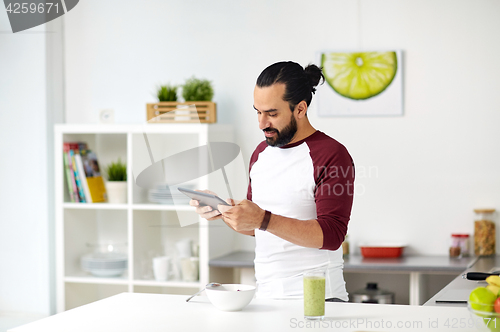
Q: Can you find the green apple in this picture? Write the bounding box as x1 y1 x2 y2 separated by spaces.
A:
469 287 496 312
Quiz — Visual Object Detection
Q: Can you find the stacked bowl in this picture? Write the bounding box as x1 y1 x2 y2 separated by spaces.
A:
81 252 128 277
148 184 193 205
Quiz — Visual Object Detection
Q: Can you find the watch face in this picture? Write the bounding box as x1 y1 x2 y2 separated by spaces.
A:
99 109 114 123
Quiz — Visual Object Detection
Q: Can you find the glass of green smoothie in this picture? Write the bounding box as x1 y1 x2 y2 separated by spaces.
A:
303 269 326 320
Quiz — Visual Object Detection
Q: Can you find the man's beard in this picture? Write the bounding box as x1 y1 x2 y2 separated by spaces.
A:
263 115 298 147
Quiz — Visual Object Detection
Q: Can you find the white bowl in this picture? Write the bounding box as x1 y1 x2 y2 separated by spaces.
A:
205 284 256 311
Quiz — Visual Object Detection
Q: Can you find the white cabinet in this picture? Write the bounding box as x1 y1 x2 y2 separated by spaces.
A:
54 124 237 312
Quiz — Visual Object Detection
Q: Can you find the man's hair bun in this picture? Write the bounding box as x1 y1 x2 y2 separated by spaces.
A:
304 64 325 94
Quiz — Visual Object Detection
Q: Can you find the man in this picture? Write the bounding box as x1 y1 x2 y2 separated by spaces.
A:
191 61 354 301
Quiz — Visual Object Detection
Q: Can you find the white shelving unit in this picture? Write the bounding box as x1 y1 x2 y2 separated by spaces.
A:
54 124 237 312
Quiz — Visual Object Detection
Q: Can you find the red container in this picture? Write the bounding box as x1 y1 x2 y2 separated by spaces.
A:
360 245 405 258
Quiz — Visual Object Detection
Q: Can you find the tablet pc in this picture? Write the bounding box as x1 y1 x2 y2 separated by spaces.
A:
178 187 230 212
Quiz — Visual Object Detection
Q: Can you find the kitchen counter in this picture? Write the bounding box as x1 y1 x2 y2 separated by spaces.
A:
209 251 477 305
209 250 255 268
343 255 477 272
424 255 500 307
10 292 477 332
209 251 477 271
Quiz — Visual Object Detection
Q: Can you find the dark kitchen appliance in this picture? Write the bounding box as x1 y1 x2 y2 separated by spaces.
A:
352 283 395 304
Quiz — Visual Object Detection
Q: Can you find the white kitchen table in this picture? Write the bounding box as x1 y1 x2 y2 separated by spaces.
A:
9 293 485 332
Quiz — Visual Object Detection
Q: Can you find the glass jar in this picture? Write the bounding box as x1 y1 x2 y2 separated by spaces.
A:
342 235 349 256
473 209 496 256
449 234 469 258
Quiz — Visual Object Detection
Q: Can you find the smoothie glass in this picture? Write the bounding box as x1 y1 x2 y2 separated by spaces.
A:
303 268 326 320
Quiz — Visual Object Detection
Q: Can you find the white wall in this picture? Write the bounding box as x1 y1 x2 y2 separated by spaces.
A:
63 0 500 255
0 10 63 318
0 17 49 314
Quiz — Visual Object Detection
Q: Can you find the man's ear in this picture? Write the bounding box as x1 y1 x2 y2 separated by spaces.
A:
295 100 308 119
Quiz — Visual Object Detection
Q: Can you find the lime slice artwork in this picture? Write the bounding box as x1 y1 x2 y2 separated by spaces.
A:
321 51 398 100
316 50 403 116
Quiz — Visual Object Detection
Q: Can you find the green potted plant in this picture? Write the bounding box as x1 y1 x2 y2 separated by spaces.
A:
156 84 178 102
105 158 127 204
181 77 214 101
146 77 216 123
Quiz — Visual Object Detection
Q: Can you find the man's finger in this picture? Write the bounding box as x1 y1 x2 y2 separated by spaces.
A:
195 206 212 214
218 204 233 214
201 210 220 219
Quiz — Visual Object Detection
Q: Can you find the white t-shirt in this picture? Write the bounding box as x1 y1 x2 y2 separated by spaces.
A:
247 131 354 300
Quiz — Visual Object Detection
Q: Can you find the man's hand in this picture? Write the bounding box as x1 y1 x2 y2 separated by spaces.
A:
218 199 265 232
188 189 224 221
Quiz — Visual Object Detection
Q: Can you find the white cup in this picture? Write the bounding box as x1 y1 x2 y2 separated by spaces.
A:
180 257 199 282
176 239 192 258
152 256 171 281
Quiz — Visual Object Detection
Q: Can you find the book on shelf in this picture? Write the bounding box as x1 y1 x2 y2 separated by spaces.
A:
68 143 87 203
62 143 79 202
80 149 107 203
63 142 108 203
74 153 93 203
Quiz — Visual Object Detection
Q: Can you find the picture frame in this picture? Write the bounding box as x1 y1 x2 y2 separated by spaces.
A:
316 50 404 117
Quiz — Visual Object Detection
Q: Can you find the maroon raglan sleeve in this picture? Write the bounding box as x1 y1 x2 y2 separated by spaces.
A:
309 135 355 251
247 141 268 202
246 177 252 201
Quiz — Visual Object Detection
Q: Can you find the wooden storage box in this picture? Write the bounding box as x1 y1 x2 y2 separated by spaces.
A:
146 102 216 123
